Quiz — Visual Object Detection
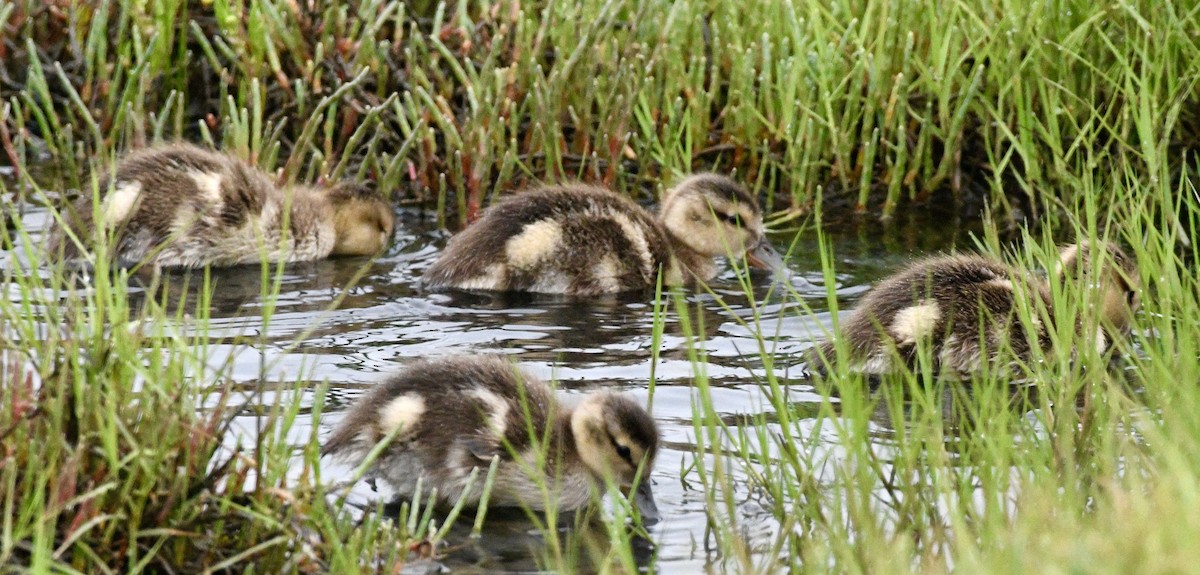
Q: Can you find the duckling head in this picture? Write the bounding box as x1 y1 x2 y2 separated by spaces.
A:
569 393 660 520
1056 240 1140 337
659 174 783 275
326 183 396 256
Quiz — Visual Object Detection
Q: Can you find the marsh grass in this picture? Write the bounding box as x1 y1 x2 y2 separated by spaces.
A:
683 161 1200 572
0 201 456 571
4 0 1197 226
3 0 1200 572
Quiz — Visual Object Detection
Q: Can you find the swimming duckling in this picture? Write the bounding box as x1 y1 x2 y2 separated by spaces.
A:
321 355 660 518
421 174 783 295
1054 240 1141 351
807 241 1139 377
48 143 395 268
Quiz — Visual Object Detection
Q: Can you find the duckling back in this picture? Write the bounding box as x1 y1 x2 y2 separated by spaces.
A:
48 143 387 268
809 254 1054 376
323 356 575 510
322 355 658 513
422 185 672 295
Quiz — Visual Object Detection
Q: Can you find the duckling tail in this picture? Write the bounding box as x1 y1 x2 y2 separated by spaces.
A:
319 424 359 458
803 341 837 378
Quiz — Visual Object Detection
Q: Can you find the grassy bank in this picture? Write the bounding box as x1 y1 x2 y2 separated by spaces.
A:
2 0 1200 573
3 0 1197 225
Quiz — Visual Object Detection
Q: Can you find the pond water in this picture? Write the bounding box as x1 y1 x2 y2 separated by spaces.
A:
6 201 983 572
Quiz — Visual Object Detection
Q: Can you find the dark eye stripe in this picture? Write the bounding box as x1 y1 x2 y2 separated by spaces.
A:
608 432 634 465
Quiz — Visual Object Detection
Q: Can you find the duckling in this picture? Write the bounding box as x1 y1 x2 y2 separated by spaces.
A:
1054 240 1140 352
807 241 1139 377
321 355 660 518
48 143 395 268
421 174 783 295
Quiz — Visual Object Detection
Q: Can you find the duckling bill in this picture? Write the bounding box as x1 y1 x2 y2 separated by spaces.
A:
422 174 783 296
808 241 1139 377
48 143 395 268
322 355 660 519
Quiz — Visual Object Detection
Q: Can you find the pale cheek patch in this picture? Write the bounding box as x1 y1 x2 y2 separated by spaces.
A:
683 209 726 255
570 399 611 475
102 181 143 225
188 171 224 203
665 205 707 229
378 394 427 435
506 220 562 270
1101 281 1132 319
891 300 942 345
736 206 760 247
336 225 383 255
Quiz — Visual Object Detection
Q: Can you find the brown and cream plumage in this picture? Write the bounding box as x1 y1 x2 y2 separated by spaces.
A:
1054 240 1140 351
808 241 1139 377
321 355 660 518
48 142 394 268
421 174 782 296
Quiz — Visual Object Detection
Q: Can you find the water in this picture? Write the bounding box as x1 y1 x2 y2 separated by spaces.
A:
5 202 981 572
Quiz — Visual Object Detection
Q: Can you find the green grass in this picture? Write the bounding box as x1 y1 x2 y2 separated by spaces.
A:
2 0 1200 572
689 162 1200 572
4 0 1197 224
0 234 438 571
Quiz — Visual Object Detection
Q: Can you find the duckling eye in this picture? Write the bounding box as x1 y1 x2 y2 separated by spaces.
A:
720 213 743 228
615 444 633 464
607 433 634 464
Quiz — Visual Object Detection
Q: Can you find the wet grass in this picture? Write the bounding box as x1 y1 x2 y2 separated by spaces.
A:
0 246 436 571
2 0 1200 572
691 166 1200 572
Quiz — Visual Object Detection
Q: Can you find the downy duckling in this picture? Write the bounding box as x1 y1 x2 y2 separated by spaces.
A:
1054 240 1140 352
48 143 394 268
421 174 783 295
321 355 660 518
807 241 1139 377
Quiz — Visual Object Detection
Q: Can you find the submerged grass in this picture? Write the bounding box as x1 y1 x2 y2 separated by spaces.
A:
2 0 1200 572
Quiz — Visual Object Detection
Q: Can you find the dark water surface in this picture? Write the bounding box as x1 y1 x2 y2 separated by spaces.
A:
7 203 981 572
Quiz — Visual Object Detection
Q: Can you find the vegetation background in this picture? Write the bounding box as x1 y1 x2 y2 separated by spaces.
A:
1 0 1198 573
